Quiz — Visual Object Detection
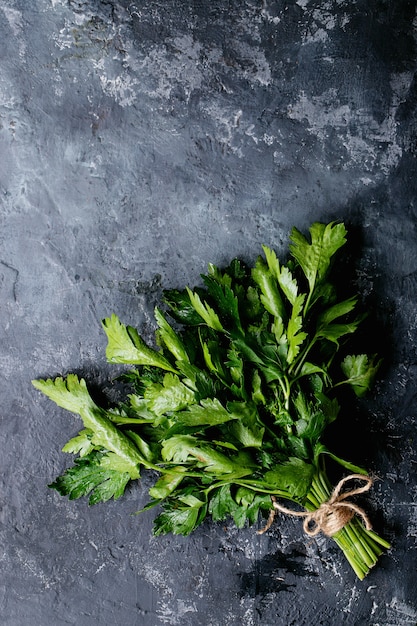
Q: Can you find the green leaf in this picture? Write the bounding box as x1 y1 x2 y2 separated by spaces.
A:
230 422 265 449
296 411 326 442
202 275 243 335
245 285 263 320
262 245 300 307
127 395 156 420
315 392 340 424
290 222 347 301
161 435 252 475
271 315 286 346
144 373 196 416
252 257 286 321
207 262 233 288
179 493 205 508
277 266 299 307
292 391 310 422
208 484 237 521
33 374 97 415
148 468 187 500
154 307 190 363
251 370 266 405
189 443 242 474
340 354 382 397
232 337 264 367
49 452 131 504
261 245 281 280
124 431 155 463
175 361 219 401
287 294 307 363
234 487 272 527
185 287 225 331
226 346 245 385
88 473 130 505
287 435 309 460
163 289 204 325
201 338 229 381
32 375 142 478
315 443 367 474
298 362 327 378
99 451 140 474
62 429 94 457
105 406 152 426
102 314 178 372
318 296 358 326
273 409 293 428
153 506 201 536
201 340 217 374
227 403 265 448
212 440 239 451
160 435 197 464
173 398 238 428
316 321 361 345
264 457 314 498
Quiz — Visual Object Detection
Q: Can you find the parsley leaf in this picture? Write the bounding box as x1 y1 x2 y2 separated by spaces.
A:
49 451 131 505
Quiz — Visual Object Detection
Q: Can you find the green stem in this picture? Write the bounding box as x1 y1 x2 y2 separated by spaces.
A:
289 335 318 378
235 464 389 580
276 375 291 409
303 468 390 580
204 479 291 498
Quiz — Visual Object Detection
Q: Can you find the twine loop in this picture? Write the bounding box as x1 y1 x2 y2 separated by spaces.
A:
258 474 374 537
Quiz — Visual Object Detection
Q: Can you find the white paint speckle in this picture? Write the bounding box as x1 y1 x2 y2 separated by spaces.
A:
94 563 106 574
201 102 246 157
390 71 415 107
305 28 329 44
288 89 351 140
287 84 405 176
238 603 257 626
406 487 417 540
342 585 360 613
157 599 198 624
15 548 57 590
1 6 26 57
263 133 275 146
99 73 138 107
300 6 352 44
232 39 272 86
387 597 417 623
261 6 281 25
53 23 75 51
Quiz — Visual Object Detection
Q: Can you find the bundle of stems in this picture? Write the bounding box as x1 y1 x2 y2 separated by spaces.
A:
33 221 390 579
301 467 389 579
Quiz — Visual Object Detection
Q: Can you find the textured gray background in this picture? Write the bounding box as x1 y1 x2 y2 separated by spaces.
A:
1 1 417 624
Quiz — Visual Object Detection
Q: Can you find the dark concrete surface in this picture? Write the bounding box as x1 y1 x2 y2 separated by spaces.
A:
1 1 417 624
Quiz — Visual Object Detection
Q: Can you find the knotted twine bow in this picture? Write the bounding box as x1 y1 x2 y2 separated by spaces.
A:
257 474 373 537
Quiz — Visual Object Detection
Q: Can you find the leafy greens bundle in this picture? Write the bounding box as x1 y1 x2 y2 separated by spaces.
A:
33 222 390 579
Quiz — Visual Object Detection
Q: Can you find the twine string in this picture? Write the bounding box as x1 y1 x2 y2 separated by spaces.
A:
257 474 373 537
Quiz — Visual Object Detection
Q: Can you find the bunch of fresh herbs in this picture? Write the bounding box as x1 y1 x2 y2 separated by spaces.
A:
33 222 390 579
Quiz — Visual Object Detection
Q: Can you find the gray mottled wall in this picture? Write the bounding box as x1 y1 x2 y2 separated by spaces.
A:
1 1 417 624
